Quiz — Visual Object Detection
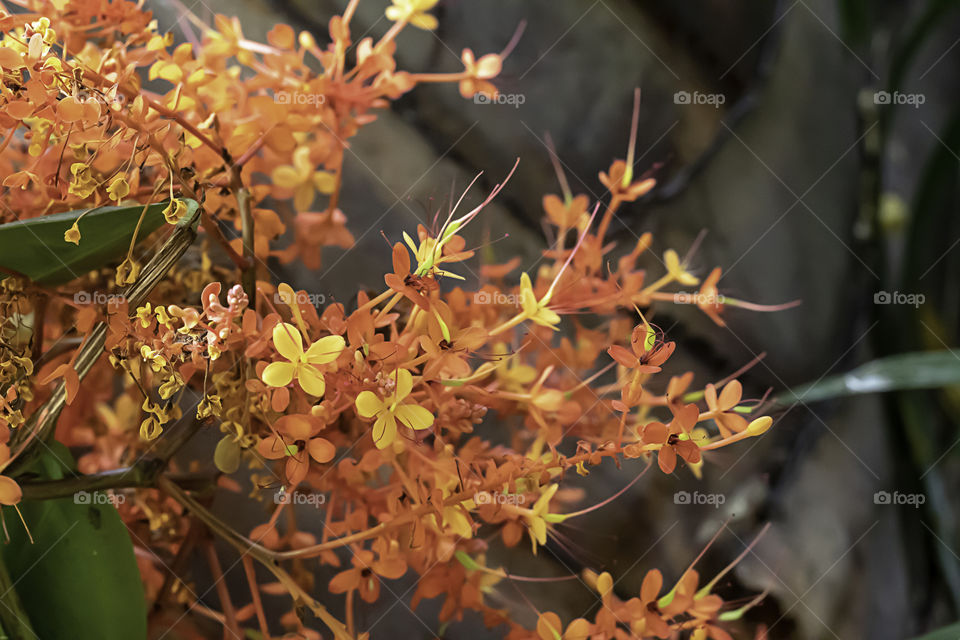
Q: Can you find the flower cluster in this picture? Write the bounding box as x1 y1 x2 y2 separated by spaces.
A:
0 1 787 638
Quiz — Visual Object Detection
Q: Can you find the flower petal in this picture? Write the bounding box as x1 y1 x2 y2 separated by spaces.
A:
392 368 413 401
718 380 742 410
640 568 663 602
372 413 397 449
285 453 308 486
271 165 302 189
657 445 677 474
642 421 668 445
356 391 384 418
308 438 336 464
272 322 303 361
293 184 314 212
395 403 434 431
305 335 345 364
262 361 296 388
297 364 326 397
0 476 22 506
275 414 320 440
257 434 288 459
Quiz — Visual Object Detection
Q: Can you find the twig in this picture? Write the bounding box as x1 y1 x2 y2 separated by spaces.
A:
202 538 242 639
7 207 203 474
157 477 353 640
242 556 272 640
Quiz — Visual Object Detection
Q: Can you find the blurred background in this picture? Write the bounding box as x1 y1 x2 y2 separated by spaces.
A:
147 0 960 638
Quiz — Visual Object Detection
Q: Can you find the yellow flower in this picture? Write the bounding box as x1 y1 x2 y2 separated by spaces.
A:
518 272 561 329
493 343 537 391
135 303 153 328
162 198 188 224
106 175 129 201
155 305 173 328
355 369 434 449
664 249 700 286
271 147 336 212
140 344 167 372
139 398 180 441
385 0 439 30
67 162 96 198
64 221 80 245
523 483 564 555
116 256 141 285
261 323 344 397
158 372 184 399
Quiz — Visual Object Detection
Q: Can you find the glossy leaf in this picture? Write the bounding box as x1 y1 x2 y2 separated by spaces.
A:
1 444 147 640
912 621 960 640
771 350 960 406
0 200 197 284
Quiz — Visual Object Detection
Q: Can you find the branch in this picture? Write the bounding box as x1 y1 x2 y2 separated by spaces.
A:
157 477 353 640
7 207 203 474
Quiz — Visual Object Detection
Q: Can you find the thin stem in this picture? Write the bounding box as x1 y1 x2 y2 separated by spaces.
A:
203 539 241 639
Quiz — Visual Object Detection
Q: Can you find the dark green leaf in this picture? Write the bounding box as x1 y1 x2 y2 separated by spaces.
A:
0 200 197 285
1 444 147 640
911 621 960 640
771 350 960 406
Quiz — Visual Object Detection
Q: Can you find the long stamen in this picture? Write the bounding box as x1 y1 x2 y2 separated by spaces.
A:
542 202 598 305
621 87 641 187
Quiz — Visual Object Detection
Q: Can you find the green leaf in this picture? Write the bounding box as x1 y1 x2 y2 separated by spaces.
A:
1 443 147 640
771 350 960 406
911 621 960 640
0 200 197 285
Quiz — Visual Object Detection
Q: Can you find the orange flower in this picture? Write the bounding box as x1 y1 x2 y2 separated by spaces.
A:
257 414 336 486
704 380 748 437
459 49 501 98
641 403 702 474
